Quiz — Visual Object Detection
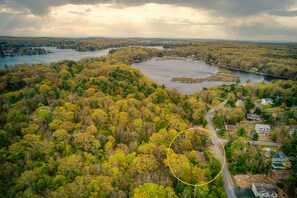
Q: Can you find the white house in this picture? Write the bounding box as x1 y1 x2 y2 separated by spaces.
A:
255 124 271 135
252 183 278 198
261 98 274 105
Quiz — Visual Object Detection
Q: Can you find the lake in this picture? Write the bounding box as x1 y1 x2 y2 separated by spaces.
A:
0 46 164 68
0 47 112 68
132 57 270 94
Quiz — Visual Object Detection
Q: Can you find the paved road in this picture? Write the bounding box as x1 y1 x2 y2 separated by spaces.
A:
205 100 236 198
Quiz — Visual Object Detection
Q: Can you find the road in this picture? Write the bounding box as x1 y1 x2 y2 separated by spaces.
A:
206 100 237 198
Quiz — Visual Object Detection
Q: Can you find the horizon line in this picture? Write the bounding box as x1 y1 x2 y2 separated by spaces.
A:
1 35 297 44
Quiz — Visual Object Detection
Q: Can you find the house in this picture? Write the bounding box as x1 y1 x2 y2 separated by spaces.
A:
252 183 278 198
288 125 297 135
261 98 274 105
225 125 238 132
272 152 289 169
255 124 271 135
247 114 261 121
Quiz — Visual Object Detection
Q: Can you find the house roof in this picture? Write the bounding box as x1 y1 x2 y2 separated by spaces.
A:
247 114 261 118
225 125 238 130
256 124 270 129
253 183 277 195
273 152 288 159
247 114 261 119
262 98 273 101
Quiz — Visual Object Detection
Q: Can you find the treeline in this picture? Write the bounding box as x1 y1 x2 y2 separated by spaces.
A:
108 47 164 65
166 41 297 79
0 36 165 52
0 57 225 197
0 43 50 57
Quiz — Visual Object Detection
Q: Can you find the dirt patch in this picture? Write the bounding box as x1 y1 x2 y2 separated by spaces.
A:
257 134 272 142
234 174 273 188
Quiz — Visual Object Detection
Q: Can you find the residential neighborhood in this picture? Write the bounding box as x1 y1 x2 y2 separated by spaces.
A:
210 82 297 198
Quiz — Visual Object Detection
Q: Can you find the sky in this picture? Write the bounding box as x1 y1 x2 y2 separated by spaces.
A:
0 0 297 41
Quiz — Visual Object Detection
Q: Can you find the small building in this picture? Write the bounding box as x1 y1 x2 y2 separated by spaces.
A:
247 114 261 121
252 183 278 198
272 152 289 169
225 125 238 132
288 125 297 135
261 98 274 105
255 124 271 135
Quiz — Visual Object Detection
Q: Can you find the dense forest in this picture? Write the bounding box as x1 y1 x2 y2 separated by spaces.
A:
0 43 51 57
0 56 225 197
165 42 297 79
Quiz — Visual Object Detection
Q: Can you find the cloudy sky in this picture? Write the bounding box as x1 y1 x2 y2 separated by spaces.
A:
1 0 297 41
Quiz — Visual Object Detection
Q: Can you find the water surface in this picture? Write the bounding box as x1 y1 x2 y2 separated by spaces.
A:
0 47 111 68
0 46 164 68
132 57 270 94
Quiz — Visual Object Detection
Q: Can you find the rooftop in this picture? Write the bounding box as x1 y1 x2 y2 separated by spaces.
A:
247 114 261 118
253 183 277 195
273 152 288 159
225 125 238 131
256 124 270 128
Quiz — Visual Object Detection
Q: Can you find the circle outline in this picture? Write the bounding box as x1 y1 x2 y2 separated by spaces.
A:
167 127 226 187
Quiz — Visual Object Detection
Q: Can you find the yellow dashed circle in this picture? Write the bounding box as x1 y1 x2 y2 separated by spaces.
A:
167 127 226 187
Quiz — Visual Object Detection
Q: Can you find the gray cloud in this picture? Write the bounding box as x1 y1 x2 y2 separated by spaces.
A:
230 22 297 38
269 10 297 17
1 0 295 16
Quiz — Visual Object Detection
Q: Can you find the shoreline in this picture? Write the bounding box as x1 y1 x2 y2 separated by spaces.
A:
193 58 288 80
